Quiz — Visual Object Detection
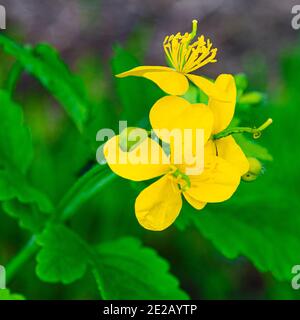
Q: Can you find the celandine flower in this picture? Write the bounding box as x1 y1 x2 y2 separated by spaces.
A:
103 75 250 231
104 136 238 231
148 73 249 212
103 20 273 231
116 20 229 100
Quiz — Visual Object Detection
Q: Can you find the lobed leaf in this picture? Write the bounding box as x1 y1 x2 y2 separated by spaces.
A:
0 90 33 174
0 90 53 232
93 237 189 300
36 224 90 284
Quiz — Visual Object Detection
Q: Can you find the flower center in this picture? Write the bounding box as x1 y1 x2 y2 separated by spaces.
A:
163 20 217 74
168 165 191 192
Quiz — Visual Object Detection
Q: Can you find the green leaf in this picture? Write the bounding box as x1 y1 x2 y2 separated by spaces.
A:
0 289 25 300
0 169 53 232
111 45 163 126
2 200 49 233
35 223 188 299
36 224 90 284
0 92 53 232
176 87 298 282
0 169 52 211
177 184 300 282
0 36 89 131
234 133 273 161
0 90 33 174
93 237 189 300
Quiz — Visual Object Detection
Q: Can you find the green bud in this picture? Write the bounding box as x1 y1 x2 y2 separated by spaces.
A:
242 157 263 182
119 127 148 152
239 91 265 105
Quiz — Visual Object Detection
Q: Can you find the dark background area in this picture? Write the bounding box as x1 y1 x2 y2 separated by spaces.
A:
2 0 298 77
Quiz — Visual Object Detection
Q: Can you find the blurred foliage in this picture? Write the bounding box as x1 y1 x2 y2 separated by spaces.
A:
0 31 300 300
0 289 25 300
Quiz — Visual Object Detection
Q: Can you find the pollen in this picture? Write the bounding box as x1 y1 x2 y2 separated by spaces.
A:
163 20 217 74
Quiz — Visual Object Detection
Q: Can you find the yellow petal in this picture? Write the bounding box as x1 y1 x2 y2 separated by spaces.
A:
186 74 232 102
135 175 182 231
150 95 213 143
215 136 249 176
150 96 214 174
176 139 217 176
208 74 237 134
183 192 207 210
186 157 241 203
104 135 170 181
116 66 189 96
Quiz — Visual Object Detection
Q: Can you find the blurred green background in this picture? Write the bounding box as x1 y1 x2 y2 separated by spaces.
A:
0 0 300 300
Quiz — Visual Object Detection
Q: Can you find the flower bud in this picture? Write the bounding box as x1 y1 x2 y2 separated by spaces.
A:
242 157 263 182
239 91 265 105
119 127 148 152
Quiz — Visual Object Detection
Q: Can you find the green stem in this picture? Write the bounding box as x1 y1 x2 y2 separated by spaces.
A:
6 236 39 284
213 118 273 140
4 61 24 97
59 168 116 221
56 165 105 219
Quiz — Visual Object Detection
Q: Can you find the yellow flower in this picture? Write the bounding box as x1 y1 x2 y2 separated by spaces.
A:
103 74 249 231
116 20 230 100
150 73 248 166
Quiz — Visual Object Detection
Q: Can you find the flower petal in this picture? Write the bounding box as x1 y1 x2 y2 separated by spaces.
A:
116 66 189 96
208 74 237 134
150 95 213 143
186 74 233 102
135 175 182 231
183 193 207 210
104 135 170 181
215 136 249 176
186 157 241 203
176 139 217 176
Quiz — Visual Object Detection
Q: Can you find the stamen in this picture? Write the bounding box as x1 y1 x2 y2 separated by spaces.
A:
163 20 217 73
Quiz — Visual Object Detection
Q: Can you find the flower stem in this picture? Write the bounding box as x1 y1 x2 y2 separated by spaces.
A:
6 236 39 284
213 118 273 140
59 167 116 222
